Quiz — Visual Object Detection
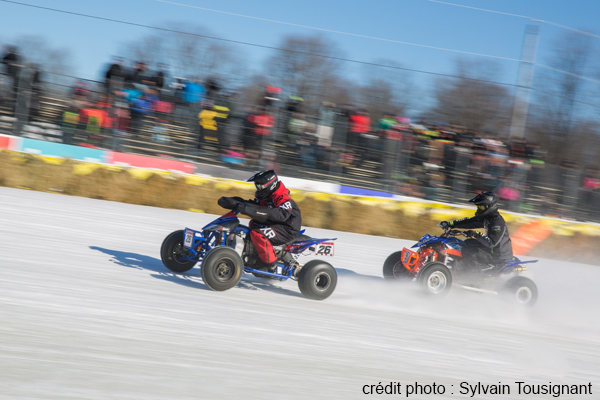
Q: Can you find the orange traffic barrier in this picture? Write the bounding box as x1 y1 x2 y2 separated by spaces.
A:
511 220 552 256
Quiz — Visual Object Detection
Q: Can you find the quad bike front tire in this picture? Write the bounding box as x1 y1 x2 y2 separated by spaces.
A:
417 262 452 297
161 230 198 273
297 260 337 300
382 251 413 281
502 276 538 307
201 247 244 291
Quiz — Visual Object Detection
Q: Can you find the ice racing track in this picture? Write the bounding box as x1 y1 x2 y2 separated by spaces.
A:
1 187 598 400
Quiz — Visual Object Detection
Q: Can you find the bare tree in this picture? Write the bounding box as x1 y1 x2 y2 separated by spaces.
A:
427 58 512 134
319 75 357 107
14 35 74 92
263 34 344 110
236 73 271 109
121 22 246 87
358 61 415 121
527 31 598 164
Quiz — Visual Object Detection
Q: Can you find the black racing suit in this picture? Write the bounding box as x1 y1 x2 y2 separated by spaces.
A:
451 212 513 269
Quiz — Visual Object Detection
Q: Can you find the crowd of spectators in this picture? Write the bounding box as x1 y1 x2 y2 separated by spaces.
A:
3 44 600 221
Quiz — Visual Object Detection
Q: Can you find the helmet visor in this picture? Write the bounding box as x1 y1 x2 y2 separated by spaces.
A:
254 176 277 192
477 204 486 210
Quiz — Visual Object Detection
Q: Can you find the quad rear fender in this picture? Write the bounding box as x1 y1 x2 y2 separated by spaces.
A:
285 238 337 254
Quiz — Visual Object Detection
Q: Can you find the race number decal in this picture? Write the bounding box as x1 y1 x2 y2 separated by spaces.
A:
315 242 334 256
184 229 194 248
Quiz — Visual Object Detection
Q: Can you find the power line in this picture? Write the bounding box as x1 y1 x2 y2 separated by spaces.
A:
536 63 600 85
422 0 600 40
0 0 521 87
423 0 533 19
154 0 600 89
4 0 600 89
154 0 522 63
153 0 600 87
2 1 597 122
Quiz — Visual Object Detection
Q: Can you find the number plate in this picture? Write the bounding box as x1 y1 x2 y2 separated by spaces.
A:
184 229 194 248
314 242 334 256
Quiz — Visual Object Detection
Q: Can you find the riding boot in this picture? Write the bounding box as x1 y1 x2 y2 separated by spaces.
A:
480 263 503 276
256 259 278 272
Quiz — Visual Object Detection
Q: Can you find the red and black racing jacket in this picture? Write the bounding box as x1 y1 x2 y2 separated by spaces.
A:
245 182 302 239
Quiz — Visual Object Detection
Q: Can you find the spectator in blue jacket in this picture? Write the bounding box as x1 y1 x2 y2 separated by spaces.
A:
183 78 206 105
180 79 206 142
130 89 158 138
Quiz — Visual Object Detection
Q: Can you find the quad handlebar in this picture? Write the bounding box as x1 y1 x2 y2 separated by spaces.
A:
435 224 469 238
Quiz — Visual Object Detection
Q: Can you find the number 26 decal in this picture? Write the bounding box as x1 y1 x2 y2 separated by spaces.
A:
315 242 334 256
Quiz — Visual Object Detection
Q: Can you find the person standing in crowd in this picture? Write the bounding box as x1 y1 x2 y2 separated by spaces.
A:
109 96 131 152
28 64 44 121
181 78 205 153
104 56 125 94
348 107 371 166
378 113 400 139
204 77 221 102
155 63 167 90
245 106 274 154
128 61 155 87
182 78 205 107
287 112 306 150
261 86 281 109
2 45 21 97
129 88 157 139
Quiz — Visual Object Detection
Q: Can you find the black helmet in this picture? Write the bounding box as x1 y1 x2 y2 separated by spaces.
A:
469 191 498 218
247 170 279 200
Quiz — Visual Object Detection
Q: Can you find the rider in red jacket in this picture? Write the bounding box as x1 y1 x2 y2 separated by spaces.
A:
218 170 302 271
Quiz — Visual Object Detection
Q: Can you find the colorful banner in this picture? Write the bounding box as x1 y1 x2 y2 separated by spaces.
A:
280 176 341 193
106 152 195 174
20 138 107 163
0 134 22 151
339 185 395 198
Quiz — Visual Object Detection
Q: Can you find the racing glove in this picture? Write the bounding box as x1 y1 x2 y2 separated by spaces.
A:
238 202 269 223
464 230 481 238
217 196 242 210
440 221 452 229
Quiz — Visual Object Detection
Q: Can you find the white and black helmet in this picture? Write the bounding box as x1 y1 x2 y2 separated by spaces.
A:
247 170 279 200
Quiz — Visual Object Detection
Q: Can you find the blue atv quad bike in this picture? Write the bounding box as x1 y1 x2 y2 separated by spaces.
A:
160 210 338 300
383 226 539 307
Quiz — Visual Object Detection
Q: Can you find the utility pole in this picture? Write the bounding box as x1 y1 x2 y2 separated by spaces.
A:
509 25 540 140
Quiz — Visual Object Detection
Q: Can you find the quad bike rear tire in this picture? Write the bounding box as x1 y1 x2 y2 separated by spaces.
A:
502 276 538 307
297 260 337 300
160 230 198 273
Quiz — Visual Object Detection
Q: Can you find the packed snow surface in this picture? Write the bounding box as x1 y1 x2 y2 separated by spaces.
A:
0 187 598 399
